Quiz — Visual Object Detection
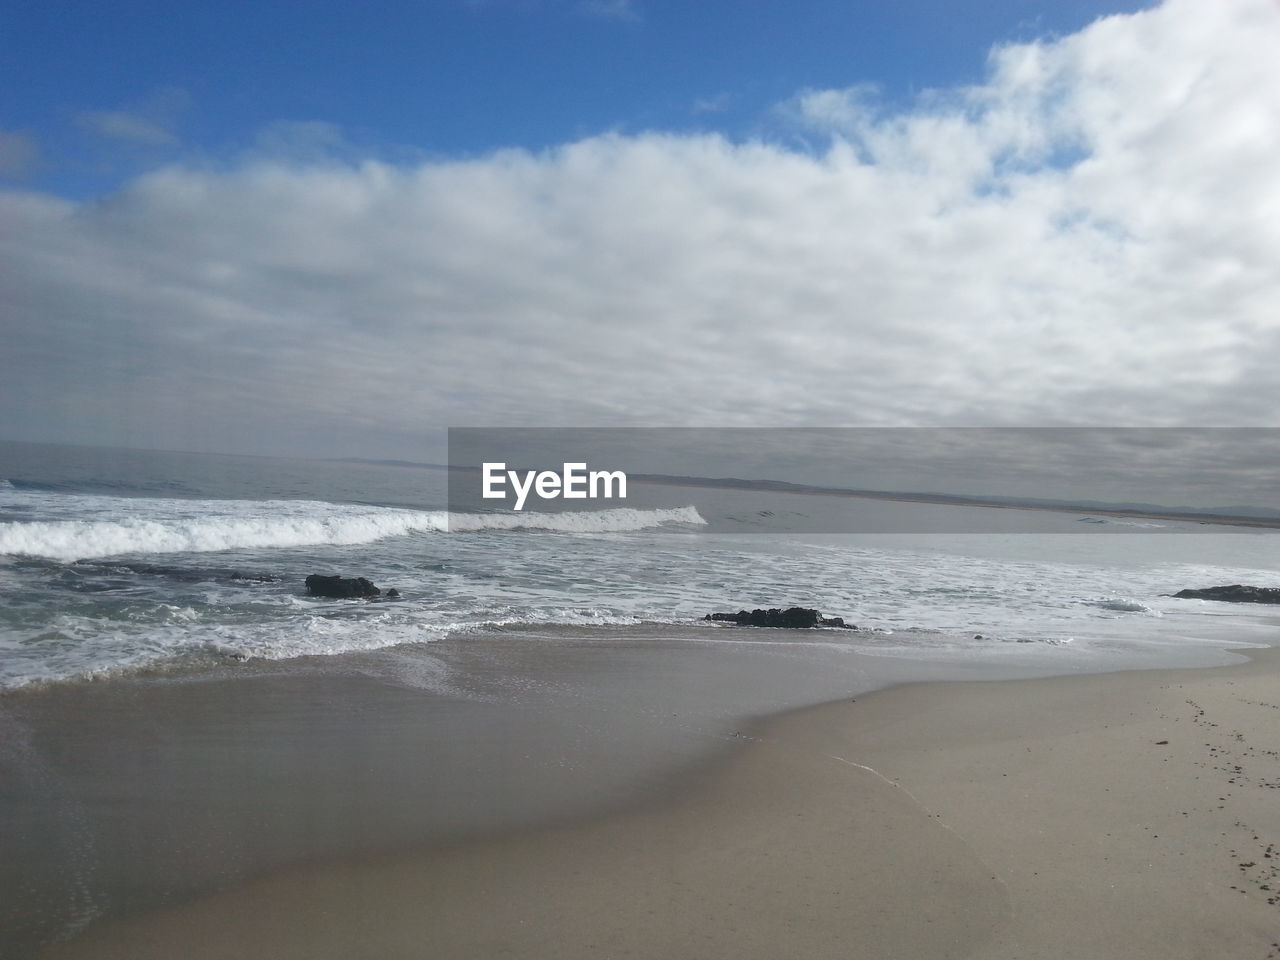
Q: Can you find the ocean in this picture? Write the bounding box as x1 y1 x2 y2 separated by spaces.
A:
3 438 1280 955
2 439 1278 690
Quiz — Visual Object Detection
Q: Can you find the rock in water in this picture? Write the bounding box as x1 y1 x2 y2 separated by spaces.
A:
703 607 853 628
305 574 381 599
1173 584 1280 604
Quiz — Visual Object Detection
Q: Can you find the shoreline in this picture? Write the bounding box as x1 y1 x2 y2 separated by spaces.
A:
22 642 1280 959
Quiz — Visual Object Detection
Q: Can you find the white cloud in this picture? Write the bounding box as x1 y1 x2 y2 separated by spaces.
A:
75 87 191 146
2 0 1279 457
76 110 178 145
0 129 40 178
250 121 352 162
691 93 733 115
575 0 639 21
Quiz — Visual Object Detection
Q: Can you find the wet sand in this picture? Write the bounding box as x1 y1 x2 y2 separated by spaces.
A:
23 645 1280 959
3 626 1052 957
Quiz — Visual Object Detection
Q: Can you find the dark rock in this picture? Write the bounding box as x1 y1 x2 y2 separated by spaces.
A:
703 607 854 629
305 574 381 599
385 588 401 599
705 607 817 628
767 607 819 628
1172 584 1280 604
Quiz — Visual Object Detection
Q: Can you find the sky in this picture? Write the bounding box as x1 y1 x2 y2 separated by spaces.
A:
3 0 1279 464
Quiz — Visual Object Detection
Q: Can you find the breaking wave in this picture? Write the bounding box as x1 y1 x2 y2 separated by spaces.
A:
447 505 704 533
0 489 706 561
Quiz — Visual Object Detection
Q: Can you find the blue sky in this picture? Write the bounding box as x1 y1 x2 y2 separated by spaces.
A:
2 1 1278 460
4 0 1149 198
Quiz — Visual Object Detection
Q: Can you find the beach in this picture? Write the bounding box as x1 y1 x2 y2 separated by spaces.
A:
5 443 1280 959
12 642 1278 959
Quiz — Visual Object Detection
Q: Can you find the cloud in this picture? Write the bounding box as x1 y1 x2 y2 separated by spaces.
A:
75 87 191 146
2 0 1279 459
250 121 352 162
575 0 639 21
691 93 733 115
76 110 177 145
0 129 40 178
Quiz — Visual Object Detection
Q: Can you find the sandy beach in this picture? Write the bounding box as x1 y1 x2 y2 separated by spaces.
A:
19 643 1279 960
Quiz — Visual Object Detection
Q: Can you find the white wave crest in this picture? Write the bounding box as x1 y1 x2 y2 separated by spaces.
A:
0 510 448 561
0 488 707 560
447 505 705 533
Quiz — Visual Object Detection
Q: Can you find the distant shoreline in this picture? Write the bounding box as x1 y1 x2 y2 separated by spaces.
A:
334 457 1280 530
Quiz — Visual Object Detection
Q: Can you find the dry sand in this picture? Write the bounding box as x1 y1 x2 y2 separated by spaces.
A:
35 648 1280 960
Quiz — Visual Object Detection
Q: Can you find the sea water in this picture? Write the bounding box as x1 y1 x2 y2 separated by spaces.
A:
3 439 1279 690
5 438 1280 956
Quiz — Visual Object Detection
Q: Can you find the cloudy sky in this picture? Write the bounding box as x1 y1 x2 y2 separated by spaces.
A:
2 0 1278 461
